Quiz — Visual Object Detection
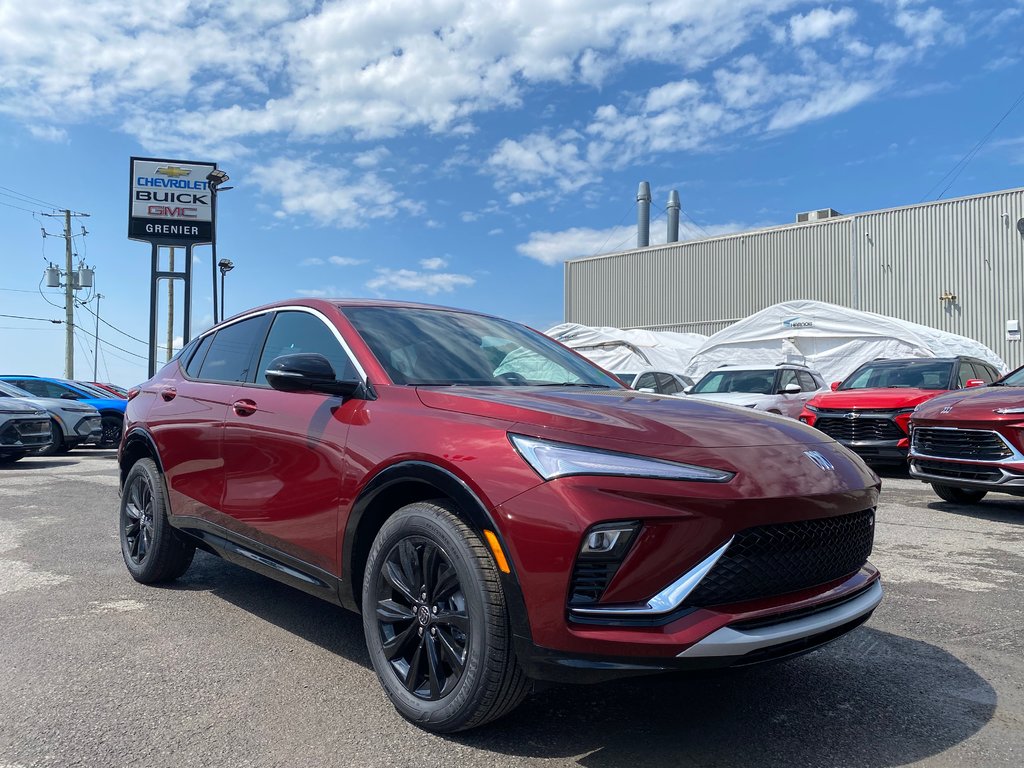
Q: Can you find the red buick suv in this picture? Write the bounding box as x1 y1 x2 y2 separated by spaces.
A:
118 299 882 732
910 363 1024 503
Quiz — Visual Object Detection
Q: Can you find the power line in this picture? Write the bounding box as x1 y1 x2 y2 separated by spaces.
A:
0 198 38 214
921 84 1024 202
0 313 62 323
75 300 149 346
0 184 62 210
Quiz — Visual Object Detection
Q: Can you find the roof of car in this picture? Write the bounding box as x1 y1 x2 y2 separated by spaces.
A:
218 298 499 325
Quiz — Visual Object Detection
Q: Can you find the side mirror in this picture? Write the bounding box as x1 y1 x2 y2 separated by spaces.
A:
637 387 656 394
265 353 365 398
781 383 801 394
830 381 841 391
965 379 986 388
682 386 693 394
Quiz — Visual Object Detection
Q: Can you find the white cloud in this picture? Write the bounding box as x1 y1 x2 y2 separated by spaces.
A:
353 146 392 168
366 268 474 295
893 5 963 49
295 285 344 298
328 256 367 266
789 7 857 46
300 257 325 266
768 80 879 131
488 132 594 192
28 124 68 142
251 156 420 228
517 220 751 266
419 257 448 270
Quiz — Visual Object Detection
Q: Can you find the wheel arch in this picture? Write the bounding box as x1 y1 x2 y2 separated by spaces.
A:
342 461 533 643
119 427 164 491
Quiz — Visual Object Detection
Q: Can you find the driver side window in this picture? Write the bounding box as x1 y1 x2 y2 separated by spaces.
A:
255 311 357 386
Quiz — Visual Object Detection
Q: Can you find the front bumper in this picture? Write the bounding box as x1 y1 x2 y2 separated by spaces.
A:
908 456 1024 494
515 574 881 683
75 415 103 440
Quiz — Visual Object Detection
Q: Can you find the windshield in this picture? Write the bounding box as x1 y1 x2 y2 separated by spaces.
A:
840 360 953 390
343 306 622 388
692 369 775 395
996 365 1024 386
0 381 34 398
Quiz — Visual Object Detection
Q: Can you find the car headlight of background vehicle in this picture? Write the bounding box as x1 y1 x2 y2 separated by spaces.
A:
509 434 734 482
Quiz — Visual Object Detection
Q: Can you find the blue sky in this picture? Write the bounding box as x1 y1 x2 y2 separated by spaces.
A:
1 0 1023 386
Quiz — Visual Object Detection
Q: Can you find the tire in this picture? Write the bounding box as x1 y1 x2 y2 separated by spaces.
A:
362 500 527 732
119 458 195 583
931 483 988 504
98 414 123 449
36 420 65 457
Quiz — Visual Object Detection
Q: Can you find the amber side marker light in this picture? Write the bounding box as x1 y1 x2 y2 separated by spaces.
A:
483 530 511 574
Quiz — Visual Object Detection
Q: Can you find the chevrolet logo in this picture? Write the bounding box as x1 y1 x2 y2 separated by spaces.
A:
156 166 191 178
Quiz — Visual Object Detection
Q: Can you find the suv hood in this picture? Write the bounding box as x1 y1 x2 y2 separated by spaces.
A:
416 387 829 448
913 384 1024 420
0 399 46 416
809 388 941 410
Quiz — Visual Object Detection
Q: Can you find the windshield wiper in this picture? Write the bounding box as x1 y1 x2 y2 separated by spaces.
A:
533 382 613 388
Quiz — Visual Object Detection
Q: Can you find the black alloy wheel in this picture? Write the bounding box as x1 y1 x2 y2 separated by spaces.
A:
119 458 195 583
99 414 122 449
374 536 470 700
362 501 527 732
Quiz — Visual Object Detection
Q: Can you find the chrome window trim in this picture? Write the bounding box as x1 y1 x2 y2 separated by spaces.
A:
188 306 369 386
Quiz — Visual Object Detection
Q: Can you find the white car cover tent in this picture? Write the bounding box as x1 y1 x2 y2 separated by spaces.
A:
681 300 1008 384
546 323 707 376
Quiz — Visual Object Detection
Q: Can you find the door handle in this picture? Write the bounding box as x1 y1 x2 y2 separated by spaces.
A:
233 399 257 417
160 387 177 402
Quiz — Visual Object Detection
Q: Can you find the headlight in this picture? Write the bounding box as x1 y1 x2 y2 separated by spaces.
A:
803 404 819 413
509 434 734 482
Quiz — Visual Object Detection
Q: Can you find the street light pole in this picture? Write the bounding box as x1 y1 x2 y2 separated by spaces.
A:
218 259 234 320
205 169 232 326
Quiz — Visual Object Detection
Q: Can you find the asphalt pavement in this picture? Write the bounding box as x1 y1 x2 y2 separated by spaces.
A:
1 451 1021 768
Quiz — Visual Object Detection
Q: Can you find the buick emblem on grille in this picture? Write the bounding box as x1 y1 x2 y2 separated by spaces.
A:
804 450 835 471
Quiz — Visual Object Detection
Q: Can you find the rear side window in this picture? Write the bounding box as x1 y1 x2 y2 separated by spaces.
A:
655 373 683 394
255 311 357 385
197 316 269 383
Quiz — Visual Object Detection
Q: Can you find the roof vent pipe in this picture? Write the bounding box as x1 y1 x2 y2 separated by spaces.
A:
667 190 680 243
637 181 651 248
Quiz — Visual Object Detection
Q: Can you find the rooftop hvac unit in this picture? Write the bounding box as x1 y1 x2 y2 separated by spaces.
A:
795 207 842 223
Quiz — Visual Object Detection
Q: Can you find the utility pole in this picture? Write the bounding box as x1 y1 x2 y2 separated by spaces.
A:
42 209 89 379
93 293 103 380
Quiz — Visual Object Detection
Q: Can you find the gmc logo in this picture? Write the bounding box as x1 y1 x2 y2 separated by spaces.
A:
148 206 198 218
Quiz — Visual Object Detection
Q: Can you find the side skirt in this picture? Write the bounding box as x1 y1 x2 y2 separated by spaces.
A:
171 515 348 609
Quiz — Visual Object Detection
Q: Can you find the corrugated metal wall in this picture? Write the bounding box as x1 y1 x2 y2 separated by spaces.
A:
565 187 1024 369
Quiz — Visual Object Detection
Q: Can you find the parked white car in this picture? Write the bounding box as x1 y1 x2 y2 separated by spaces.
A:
686 363 828 418
613 370 693 396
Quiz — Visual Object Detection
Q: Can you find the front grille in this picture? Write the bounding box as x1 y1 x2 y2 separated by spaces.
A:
815 414 903 442
914 460 1004 483
684 509 875 608
912 427 1013 461
0 418 51 447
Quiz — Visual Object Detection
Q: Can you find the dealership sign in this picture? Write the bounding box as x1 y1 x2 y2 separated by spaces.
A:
128 157 216 243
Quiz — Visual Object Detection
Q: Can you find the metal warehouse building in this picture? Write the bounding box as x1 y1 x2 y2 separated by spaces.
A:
564 186 1024 370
